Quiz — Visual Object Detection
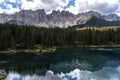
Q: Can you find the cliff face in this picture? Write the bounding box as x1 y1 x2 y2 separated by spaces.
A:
0 9 120 27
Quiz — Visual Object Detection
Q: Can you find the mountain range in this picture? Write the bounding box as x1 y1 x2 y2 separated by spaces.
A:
0 9 120 27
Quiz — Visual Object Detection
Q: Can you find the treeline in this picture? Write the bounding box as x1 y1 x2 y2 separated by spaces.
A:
0 23 120 50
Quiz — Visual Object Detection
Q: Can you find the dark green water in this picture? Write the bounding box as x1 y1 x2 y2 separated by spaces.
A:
1 48 120 80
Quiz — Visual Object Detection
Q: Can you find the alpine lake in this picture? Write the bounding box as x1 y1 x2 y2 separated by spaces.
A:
0 47 120 80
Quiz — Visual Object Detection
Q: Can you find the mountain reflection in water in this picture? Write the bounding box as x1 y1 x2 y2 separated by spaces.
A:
0 48 120 80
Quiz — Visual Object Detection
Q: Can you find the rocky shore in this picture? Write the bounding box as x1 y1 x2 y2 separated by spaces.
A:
0 48 57 54
0 70 7 80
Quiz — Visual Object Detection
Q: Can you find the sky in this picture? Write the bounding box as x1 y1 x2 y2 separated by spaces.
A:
0 0 120 16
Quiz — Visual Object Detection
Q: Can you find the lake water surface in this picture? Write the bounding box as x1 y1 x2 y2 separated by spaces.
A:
0 48 120 80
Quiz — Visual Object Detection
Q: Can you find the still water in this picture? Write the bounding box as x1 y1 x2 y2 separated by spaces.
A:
0 48 120 80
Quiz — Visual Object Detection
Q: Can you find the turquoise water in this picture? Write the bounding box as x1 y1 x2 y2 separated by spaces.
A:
0 48 120 80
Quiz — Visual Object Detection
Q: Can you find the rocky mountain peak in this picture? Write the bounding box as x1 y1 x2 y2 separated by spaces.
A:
84 11 102 18
0 9 120 27
103 14 120 21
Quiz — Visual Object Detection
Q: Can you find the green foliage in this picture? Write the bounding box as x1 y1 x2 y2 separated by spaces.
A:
0 23 120 50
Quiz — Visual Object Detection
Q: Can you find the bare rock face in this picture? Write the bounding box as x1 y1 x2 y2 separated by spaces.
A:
103 14 120 21
0 9 120 27
47 10 75 27
8 9 48 26
0 14 8 23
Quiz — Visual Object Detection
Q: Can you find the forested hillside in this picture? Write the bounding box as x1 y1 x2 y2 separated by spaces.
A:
84 16 120 26
0 23 120 50
73 16 120 27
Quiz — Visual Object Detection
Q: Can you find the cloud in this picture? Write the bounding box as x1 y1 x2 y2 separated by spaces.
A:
0 0 4 3
65 0 120 15
0 7 4 13
5 4 20 14
0 0 69 14
0 0 21 14
8 0 17 3
0 2 20 14
5 66 120 80
20 0 69 13
0 0 120 16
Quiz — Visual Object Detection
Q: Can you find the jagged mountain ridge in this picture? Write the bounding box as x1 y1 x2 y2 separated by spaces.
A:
0 9 120 27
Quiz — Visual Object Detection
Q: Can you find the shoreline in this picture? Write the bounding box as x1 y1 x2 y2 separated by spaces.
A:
0 48 57 54
0 45 120 54
57 44 120 49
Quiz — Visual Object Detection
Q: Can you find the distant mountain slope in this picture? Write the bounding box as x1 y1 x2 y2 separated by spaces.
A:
72 16 120 28
0 9 120 27
84 16 120 26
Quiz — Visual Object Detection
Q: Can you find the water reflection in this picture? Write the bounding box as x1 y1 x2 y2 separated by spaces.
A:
5 66 120 80
0 48 120 79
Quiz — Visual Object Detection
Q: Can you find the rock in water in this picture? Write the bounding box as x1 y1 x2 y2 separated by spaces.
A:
0 70 7 80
